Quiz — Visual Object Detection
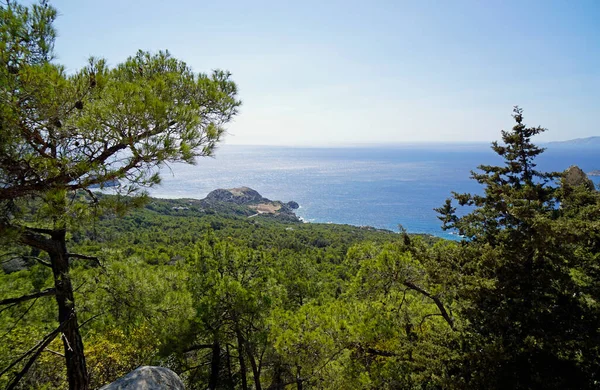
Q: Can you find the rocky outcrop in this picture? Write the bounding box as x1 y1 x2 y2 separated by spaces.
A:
201 187 300 222
100 366 184 390
286 201 300 210
563 165 595 190
204 187 267 205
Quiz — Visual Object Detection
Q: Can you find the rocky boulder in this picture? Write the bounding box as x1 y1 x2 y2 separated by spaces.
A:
100 366 184 390
286 200 300 210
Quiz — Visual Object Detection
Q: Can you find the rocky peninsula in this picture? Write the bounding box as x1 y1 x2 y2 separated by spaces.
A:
199 186 300 222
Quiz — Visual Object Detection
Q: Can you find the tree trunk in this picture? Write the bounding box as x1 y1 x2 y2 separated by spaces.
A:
226 344 233 388
49 229 89 390
235 328 248 390
246 343 262 390
208 341 220 390
267 361 284 390
296 365 303 390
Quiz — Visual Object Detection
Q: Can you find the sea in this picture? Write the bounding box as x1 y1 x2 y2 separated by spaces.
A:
148 143 600 240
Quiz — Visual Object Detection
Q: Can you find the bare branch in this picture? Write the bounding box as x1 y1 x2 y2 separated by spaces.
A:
0 303 19 315
1 255 51 268
419 313 443 332
82 188 98 203
0 315 70 382
0 298 38 341
6 224 56 253
78 312 105 330
29 256 51 268
43 348 64 358
24 227 54 235
350 342 398 358
0 288 55 306
403 281 455 330
0 257 20 266
365 347 398 357
68 253 101 268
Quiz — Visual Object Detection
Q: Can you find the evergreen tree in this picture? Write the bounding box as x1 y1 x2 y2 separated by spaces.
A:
0 1 240 388
437 107 600 389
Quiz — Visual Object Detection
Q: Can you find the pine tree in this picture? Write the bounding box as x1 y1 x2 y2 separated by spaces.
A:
0 1 240 388
438 107 599 389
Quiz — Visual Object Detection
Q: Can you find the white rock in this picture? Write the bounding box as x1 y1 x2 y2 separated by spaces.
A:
100 366 184 390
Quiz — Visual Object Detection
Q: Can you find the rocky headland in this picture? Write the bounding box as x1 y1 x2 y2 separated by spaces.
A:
199 186 300 222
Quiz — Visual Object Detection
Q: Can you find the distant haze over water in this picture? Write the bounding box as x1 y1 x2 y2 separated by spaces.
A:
150 144 600 239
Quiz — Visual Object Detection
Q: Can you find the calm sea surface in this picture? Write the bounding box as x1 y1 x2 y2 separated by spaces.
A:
149 144 600 239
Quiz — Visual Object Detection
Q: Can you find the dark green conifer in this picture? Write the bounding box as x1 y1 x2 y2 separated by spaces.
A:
438 107 600 389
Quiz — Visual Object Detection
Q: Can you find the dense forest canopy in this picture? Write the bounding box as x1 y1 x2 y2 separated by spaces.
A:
1 1 600 390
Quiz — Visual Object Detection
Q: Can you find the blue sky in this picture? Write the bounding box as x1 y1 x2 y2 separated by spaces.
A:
49 0 599 146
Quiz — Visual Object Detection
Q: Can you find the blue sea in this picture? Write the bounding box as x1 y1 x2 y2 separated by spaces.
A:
149 144 600 240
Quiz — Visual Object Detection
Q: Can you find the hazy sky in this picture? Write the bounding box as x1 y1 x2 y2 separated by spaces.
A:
48 0 599 146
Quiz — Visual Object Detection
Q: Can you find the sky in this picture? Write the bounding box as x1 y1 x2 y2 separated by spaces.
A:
46 0 600 146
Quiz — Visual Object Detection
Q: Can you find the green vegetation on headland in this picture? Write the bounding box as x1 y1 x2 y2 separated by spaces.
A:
1 1 600 389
